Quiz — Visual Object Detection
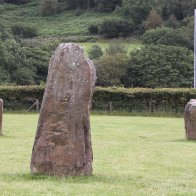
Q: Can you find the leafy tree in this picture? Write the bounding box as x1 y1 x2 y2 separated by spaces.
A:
99 19 133 38
94 0 122 12
144 9 163 30
122 0 160 27
95 43 129 86
96 53 129 86
165 15 179 28
88 45 103 59
88 24 99 35
162 0 196 20
142 19 193 50
40 0 59 16
0 40 50 85
122 45 193 88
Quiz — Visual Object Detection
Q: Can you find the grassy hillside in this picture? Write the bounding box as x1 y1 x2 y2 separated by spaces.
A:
0 1 120 37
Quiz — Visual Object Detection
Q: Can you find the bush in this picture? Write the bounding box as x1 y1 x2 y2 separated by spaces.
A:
0 40 50 85
99 19 134 38
142 27 193 50
105 42 128 55
1 86 196 114
11 24 38 38
40 0 59 16
74 8 83 16
122 45 193 88
144 9 163 30
3 0 30 4
95 53 129 87
88 45 103 60
88 24 99 35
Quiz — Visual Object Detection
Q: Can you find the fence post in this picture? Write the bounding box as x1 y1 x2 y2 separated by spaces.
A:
0 99 3 136
149 101 154 113
109 102 113 112
36 99 39 112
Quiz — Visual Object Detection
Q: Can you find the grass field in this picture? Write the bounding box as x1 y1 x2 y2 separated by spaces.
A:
0 114 196 195
79 39 142 53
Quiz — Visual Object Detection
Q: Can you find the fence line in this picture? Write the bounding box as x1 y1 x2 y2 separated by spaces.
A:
3 100 185 115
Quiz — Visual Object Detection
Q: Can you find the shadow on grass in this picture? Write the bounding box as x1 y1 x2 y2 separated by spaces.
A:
171 138 196 143
0 134 16 139
0 172 145 186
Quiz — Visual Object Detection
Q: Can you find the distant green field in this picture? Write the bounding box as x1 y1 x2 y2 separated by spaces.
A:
79 39 142 53
0 1 120 37
0 114 196 195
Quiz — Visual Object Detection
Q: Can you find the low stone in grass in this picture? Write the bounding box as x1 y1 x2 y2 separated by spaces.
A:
184 99 196 139
0 99 3 136
30 43 96 176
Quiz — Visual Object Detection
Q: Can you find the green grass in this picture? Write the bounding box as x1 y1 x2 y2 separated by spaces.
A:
0 1 119 37
79 39 142 53
0 114 196 195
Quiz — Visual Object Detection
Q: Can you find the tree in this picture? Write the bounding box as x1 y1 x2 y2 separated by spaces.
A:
144 9 163 30
96 53 129 86
99 19 134 38
94 0 122 12
88 45 103 59
122 45 193 88
162 0 196 20
122 0 160 27
142 19 193 50
0 40 50 85
40 0 59 16
95 43 129 86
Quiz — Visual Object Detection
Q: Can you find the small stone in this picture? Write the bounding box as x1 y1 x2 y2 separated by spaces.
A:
30 43 96 176
184 99 196 139
0 99 3 136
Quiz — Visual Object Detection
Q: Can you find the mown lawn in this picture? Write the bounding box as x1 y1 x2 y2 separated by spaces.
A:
0 114 196 196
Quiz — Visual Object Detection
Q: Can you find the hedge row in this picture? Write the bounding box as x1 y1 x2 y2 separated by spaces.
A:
0 86 196 112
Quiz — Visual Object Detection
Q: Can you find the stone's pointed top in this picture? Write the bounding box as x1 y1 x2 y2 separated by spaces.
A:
188 99 196 106
57 43 85 55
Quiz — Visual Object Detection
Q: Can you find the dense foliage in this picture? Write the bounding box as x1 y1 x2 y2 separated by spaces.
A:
0 39 50 85
0 0 195 87
0 86 196 113
122 45 193 88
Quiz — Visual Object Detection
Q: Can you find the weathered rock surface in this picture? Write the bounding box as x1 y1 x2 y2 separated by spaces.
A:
184 99 196 139
0 99 3 136
30 43 96 176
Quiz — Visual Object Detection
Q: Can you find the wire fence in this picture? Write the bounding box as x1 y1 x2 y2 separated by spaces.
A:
3 99 185 116
92 101 185 115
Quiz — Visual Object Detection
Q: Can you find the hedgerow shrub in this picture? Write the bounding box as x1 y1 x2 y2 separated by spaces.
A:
0 86 196 112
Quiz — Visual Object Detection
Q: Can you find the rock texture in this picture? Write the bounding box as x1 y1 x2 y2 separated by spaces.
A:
30 43 96 176
184 99 196 139
0 99 3 136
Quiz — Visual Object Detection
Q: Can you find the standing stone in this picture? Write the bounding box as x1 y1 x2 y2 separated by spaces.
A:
30 43 96 176
0 99 3 136
184 99 196 139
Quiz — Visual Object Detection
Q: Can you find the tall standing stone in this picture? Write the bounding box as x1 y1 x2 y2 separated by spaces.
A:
184 99 196 139
0 99 3 136
31 43 96 176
